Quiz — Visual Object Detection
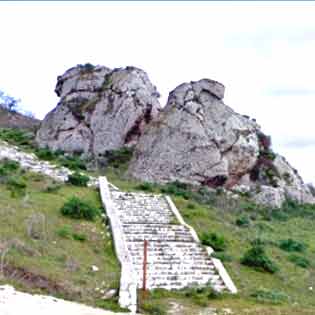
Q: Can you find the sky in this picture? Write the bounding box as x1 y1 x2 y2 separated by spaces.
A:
1 1 315 183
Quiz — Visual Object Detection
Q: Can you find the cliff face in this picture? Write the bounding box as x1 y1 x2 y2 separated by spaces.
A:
36 64 314 207
36 64 161 165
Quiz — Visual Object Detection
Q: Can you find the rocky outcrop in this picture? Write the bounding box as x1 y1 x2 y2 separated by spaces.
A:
36 64 314 208
36 64 161 164
128 79 260 187
128 79 315 207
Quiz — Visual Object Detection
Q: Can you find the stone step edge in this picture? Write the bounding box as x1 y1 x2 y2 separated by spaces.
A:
164 195 238 294
99 176 137 314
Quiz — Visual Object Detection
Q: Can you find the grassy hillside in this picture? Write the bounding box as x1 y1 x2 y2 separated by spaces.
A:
0 160 122 311
1 127 315 314
105 170 315 315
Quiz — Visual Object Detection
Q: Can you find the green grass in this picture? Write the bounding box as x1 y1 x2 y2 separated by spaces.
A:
104 165 315 314
0 168 121 310
2 136 315 314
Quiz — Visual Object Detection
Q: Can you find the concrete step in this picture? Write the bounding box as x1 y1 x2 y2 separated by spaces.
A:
123 224 194 242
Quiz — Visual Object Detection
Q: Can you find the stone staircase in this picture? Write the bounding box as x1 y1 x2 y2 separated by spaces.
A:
99 177 237 312
111 190 226 291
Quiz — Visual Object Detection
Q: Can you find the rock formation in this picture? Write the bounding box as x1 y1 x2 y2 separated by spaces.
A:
128 79 315 207
36 64 161 165
36 64 314 208
129 79 260 185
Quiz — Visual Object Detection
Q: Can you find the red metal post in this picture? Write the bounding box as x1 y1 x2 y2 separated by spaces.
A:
142 239 148 291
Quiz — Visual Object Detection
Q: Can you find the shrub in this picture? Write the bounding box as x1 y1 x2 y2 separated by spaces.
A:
160 181 192 200
236 215 250 227
1 159 20 172
251 287 289 304
35 147 56 161
241 245 278 273
187 203 196 209
56 225 72 239
279 199 315 219
60 197 100 221
67 172 89 187
288 254 310 268
279 239 306 253
6 176 27 197
58 154 87 171
270 210 289 221
136 182 155 192
0 159 20 177
79 63 95 74
0 128 33 147
104 148 133 169
200 232 227 251
184 285 220 306
72 232 87 242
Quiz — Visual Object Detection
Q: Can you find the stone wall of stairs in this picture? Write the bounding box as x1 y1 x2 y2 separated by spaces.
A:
99 176 237 313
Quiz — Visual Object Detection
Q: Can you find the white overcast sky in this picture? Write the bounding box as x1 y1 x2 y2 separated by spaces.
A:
1 1 315 183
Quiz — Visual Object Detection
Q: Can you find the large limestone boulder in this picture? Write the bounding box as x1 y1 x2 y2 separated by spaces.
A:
128 79 260 186
36 64 161 163
128 78 315 208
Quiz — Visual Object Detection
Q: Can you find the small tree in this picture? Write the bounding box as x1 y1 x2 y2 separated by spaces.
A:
0 90 20 112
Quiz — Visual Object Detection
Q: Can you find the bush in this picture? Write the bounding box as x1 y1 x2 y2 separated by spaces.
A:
241 245 278 273
104 148 133 169
279 239 306 253
72 232 87 242
288 254 310 268
57 225 72 239
60 197 100 221
160 181 192 200
35 147 57 161
251 287 289 304
67 172 89 187
187 203 196 209
79 63 95 74
0 159 20 177
6 176 27 197
35 148 87 171
236 215 250 227
184 285 220 306
58 154 87 171
136 182 155 192
0 128 33 147
279 199 315 219
200 232 227 251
